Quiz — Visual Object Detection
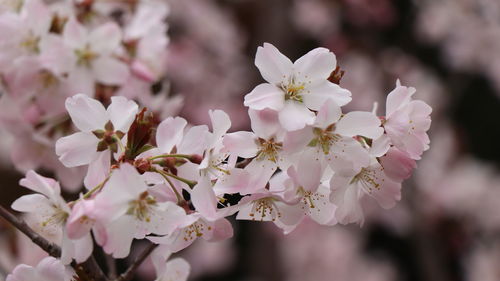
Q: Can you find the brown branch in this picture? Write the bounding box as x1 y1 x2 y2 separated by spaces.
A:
115 243 158 281
0 204 108 281
105 254 117 279
0 205 61 257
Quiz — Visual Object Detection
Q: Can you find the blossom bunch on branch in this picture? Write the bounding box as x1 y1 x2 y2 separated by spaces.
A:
0 0 180 190
1 42 431 281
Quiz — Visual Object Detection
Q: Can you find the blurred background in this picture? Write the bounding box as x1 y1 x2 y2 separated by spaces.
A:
2 0 500 280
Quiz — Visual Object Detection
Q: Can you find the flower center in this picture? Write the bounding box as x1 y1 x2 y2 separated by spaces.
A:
248 198 281 221
309 127 341 154
350 167 381 194
256 138 282 163
127 192 157 222
75 44 99 67
41 205 69 228
282 77 305 102
183 221 211 241
20 31 40 53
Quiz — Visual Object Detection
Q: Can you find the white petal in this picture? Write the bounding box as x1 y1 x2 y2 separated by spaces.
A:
11 194 50 212
294 48 336 84
107 96 138 132
102 216 135 258
55 132 99 167
303 81 352 110
314 98 341 128
283 127 314 154
93 57 129 85
178 125 209 155
209 109 231 142
278 101 315 131
244 83 285 111
248 109 283 140
191 178 218 221
19 170 61 198
370 134 391 157
84 150 110 190
255 43 293 84
65 94 107 132
386 83 415 117
295 153 322 192
336 111 383 139
222 131 258 158
72 233 93 264
156 117 187 153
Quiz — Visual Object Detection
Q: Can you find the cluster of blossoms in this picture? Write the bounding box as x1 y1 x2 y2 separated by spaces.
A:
0 0 180 190
5 42 431 281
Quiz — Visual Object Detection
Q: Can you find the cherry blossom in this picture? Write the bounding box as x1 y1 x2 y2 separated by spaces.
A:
244 43 351 131
55 94 138 168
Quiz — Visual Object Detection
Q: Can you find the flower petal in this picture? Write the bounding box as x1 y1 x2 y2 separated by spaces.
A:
244 83 285 111
255 43 293 84
303 81 352 110
65 94 107 132
55 132 99 167
156 117 188 153
336 111 383 139
278 101 315 131
294 47 336 84
107 96 138 132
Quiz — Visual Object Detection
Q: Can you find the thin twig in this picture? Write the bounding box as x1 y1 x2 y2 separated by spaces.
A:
115 243 158 281
105 254 117 279
0 204 108 281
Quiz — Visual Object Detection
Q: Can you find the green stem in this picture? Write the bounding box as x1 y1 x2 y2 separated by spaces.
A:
155 170 184 203
82 175 110 199
154 168 197 189
148 154 192 161
113 136 126 153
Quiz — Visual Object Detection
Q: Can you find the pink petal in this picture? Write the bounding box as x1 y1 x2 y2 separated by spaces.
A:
191 177 218 221
84 150 110 190
222 131 258 158
107 96 138 132
156 117 187 153
19 170 61 197
244 83 285 111
11 194 50 213
278 101 315 131
315 99 342 128
386 82 415 117
248 109 283 140
65 94 107 132
336 111 383 139
254 43 293 84
294 47 336 84
55 132 99 167
303 81 352 110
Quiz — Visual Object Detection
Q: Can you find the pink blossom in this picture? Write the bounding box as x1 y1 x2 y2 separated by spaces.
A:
244 43 351 131
383 80 432 160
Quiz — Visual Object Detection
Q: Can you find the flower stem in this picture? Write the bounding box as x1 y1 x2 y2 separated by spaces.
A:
154 168 197 189
148 154 192 161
